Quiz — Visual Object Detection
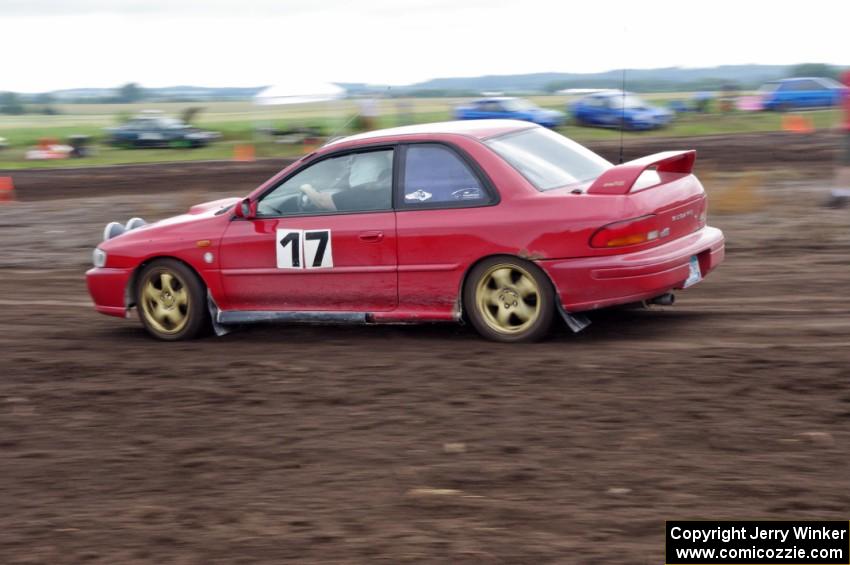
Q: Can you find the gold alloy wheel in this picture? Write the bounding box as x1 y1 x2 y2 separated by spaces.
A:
474 263 541 335
140 269 190 335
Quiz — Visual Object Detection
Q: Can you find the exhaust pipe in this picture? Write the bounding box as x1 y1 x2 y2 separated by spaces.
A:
648 292 675 306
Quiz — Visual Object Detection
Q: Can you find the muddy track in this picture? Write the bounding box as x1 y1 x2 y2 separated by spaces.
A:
0 168 849 562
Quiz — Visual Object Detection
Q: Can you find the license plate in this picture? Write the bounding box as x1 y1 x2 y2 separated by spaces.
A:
683 255 702 288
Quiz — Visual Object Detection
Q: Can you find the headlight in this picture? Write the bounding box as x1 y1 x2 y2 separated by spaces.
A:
92 248 107 268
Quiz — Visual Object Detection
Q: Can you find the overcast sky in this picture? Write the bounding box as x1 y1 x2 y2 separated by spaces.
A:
2 0 847 92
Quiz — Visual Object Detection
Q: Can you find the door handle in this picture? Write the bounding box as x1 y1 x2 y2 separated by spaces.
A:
358 231 384 242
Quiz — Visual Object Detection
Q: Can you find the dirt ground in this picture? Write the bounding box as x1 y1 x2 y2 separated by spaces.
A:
1 134 849 563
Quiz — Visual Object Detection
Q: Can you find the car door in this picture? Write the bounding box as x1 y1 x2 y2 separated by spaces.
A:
466 101 490 119
490 101 513 119
600 97 621 126
394 143 497 317
774 82 792 109
217 147 398 313
574 98 595 124
138 120 166 147
806 80 830 107
476 101 506 119
793 80 813 108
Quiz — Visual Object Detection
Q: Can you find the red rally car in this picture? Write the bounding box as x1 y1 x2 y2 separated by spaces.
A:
86 120 724 342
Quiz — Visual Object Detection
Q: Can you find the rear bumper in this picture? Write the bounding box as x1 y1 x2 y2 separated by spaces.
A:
86 267 132 318
538 226 725 312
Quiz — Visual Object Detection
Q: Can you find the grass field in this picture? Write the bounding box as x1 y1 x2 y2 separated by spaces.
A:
0 95 841 169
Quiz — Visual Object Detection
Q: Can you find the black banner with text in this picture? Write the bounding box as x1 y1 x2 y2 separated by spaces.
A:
666 521 849 564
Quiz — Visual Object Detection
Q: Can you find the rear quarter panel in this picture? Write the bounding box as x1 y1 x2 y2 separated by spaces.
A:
394 135 706 317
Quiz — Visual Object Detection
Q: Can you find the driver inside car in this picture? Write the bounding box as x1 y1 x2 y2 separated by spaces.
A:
298 151 392 212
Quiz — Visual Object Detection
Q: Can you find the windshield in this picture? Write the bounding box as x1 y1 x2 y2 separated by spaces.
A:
485 127 612 191
758 82 780 93
502 98 537 111
607 94 646 109
158 118 184 128
818 77 844 89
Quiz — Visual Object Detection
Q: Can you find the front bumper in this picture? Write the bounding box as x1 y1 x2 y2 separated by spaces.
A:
86 267 133 318
538 226 725 312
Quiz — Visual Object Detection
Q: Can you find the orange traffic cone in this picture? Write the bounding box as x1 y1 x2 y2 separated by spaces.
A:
233 144 256 162
782 114 815 134
0 177 15 204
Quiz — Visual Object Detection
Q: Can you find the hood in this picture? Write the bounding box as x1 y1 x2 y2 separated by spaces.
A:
100 197 239 247
188 197 241 214
150 197 240 228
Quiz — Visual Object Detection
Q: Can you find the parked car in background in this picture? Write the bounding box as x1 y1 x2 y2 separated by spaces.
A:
571 90 674 131
454 97 565 127
105 111 221 148
758 77 847 111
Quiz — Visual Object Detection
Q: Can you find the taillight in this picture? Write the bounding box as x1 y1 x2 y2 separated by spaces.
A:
590 215 661 248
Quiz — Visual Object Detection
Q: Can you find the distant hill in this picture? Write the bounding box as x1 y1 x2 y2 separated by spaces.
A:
403 65 794 94
14 64 846 103
41 85 267 103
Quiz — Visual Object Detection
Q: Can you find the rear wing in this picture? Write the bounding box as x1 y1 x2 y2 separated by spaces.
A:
586 150 696 195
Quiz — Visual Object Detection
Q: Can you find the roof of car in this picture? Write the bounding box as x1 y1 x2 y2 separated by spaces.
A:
589 90 631 98
775 77 828 83
325 119 537 147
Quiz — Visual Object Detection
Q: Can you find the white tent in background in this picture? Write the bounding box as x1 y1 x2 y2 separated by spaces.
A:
251 80 352 145
254 81 345 105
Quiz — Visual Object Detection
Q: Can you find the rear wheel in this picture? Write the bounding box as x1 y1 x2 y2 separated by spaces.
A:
464 257 555 342
136 259 209 341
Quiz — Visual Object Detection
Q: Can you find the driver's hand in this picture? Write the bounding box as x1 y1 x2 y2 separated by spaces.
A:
299 183 336 211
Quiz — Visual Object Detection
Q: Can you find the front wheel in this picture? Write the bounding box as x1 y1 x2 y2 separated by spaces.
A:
136 259 209 341
464 257 555 343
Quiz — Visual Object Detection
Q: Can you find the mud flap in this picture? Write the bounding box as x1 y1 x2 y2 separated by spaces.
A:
557 303 591 333
207 291 230 337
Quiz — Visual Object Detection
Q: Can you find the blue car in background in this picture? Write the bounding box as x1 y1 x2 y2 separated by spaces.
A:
758 77 847 111
454 97 565 127
571 90 673 131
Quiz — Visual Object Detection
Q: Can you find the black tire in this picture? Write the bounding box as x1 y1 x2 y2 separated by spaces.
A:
135 258 210 341
463 256 556 343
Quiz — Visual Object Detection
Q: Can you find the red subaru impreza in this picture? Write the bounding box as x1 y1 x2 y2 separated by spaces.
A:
86 120 724 342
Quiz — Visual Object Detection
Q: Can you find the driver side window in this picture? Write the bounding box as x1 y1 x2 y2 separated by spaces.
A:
257 149 394 216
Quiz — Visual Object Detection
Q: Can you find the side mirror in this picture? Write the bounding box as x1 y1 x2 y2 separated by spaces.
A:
233 198 256 219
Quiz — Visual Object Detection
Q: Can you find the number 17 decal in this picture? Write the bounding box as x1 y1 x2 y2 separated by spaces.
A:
276 229 333 269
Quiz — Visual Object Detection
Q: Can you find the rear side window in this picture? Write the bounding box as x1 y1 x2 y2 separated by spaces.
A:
486 127 612 191
400 144 490 207
790 80 819 91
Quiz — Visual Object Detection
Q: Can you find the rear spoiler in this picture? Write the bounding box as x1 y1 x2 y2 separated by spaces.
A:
586 150 696 195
